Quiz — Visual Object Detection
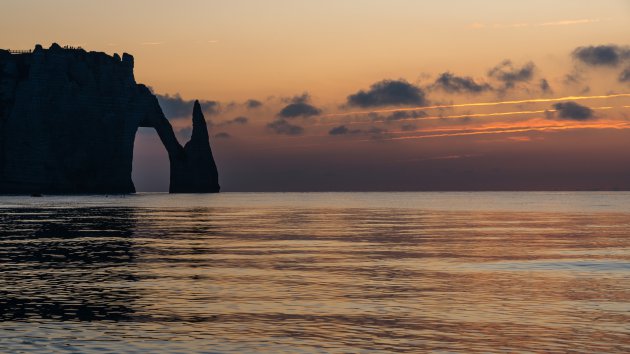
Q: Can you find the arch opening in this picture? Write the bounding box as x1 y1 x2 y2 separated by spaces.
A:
132 128 170 192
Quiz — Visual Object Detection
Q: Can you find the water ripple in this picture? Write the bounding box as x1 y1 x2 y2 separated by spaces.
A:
1 193 629 353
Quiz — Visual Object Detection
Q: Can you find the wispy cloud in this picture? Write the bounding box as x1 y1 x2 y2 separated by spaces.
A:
470 18 601 29
375 121 630 142
141 42 163 46
538 19 601 27
507 136 533 142
409 154 483 162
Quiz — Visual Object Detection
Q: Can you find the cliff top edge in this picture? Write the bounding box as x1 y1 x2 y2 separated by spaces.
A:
1 43 133 65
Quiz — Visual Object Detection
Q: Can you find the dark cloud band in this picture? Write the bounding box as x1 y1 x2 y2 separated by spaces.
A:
432 72 492 94
488 60 536 89
245 99 263 109
346 80 427 107
277 93 322 118
572 45 630 67
552 101 594 121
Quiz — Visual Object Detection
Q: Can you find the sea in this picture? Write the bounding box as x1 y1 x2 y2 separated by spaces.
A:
1 192 629 353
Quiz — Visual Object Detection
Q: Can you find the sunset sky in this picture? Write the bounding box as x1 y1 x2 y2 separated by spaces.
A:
2 0 630 191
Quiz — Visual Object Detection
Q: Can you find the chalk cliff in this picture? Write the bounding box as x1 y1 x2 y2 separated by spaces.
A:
0 43 219 194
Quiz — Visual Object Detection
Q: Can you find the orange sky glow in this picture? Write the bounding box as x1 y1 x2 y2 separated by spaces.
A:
2 0 630 191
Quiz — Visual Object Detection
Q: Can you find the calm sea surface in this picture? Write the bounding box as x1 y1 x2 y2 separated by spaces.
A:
1 192 630 353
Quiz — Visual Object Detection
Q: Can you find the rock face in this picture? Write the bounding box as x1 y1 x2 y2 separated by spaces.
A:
170 101 220 193
0 43 219 194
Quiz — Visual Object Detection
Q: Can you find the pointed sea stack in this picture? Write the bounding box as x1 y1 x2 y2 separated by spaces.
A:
169 101 220 193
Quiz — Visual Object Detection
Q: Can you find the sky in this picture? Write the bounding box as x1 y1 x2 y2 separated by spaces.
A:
2 0 630 191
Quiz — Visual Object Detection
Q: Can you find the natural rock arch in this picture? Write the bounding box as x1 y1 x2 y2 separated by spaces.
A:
136 95 220 193
0 44 219 194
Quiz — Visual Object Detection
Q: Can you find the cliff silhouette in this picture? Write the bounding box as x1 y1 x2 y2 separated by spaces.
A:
0 44 219 194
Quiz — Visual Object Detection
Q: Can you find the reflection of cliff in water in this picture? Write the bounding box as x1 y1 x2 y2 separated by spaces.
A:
0 207 138 321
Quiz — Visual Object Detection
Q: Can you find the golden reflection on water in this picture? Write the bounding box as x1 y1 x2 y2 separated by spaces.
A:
1 195 630 353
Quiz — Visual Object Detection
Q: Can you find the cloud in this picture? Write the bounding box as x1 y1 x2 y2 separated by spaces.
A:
538 19 601 27
246 99 263 109
620 68 630 83
156 93 219 120
488 60 536 89
384 110 426 122
346 79 427 107
329 125 349 135
278 103 322 118
470 18 601 29
540 79 552 94
432 72 492 94
329 125 361 135
214 132 231 139
551 101 594 121
267 118 304 135
572 45 630 67
401 123 417 131
277 93 322 118
328 125 388 138
218 116 248 127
